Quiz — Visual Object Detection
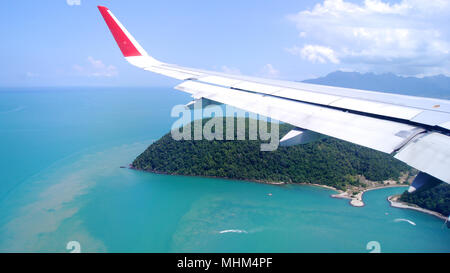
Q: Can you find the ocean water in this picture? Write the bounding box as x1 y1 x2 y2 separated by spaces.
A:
0 87 449 253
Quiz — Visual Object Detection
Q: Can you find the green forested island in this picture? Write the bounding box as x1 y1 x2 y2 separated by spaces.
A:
400 184 450 216
132 118 450 216
132 118 412 191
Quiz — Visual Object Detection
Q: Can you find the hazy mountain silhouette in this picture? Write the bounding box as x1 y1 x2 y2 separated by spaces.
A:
303 71 450 99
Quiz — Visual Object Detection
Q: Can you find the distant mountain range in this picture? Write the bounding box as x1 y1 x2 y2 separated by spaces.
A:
303 71 450 100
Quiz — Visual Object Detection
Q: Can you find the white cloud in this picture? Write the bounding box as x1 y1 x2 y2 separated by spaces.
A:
73 57 118 77
26 72 39 78
287 0 450 76
66 0 81 6
287 45 339 64
259 64 280 78
72 64 84 73
221 65 242 75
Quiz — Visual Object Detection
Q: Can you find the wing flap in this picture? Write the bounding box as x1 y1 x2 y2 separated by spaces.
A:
329 97 422 120
439 121 450 130
411 110 450 127
395 133 450 183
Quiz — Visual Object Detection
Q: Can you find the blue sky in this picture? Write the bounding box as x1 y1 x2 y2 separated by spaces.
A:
1 0 449 87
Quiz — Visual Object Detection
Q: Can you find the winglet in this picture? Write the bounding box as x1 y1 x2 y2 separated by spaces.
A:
98 6 147 57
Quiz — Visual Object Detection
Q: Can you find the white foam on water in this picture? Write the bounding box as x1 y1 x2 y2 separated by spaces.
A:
394 218 416 226
219 229 248 234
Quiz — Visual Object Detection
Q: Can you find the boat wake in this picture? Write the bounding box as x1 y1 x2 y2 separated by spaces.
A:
219 229 248 234
394 218 416 226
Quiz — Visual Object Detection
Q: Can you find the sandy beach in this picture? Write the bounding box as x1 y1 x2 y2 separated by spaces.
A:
304 182 408 207
330 184 409 207
387 194 448 221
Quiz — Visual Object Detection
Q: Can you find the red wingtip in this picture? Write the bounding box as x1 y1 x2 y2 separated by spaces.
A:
98 6 142 57
97 6 109 13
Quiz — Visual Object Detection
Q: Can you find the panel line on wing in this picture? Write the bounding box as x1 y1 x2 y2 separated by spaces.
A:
175 80 419 154
183 78 431 128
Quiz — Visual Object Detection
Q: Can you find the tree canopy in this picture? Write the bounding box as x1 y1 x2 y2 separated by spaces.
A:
132 118 411 190
400 184 450 216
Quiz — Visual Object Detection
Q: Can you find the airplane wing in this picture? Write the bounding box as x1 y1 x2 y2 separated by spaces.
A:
98 6 450 191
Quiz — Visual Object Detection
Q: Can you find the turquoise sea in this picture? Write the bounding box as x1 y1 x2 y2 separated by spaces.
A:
0 87 449 253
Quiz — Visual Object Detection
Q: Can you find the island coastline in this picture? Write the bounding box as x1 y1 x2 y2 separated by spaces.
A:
130 165 405 205
387 194 448 221
302 182 408 207
330 184 409 207
129 165 450 221
128 165 287 185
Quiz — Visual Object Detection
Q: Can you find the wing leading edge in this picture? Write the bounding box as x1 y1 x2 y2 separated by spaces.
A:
98 6 450 187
